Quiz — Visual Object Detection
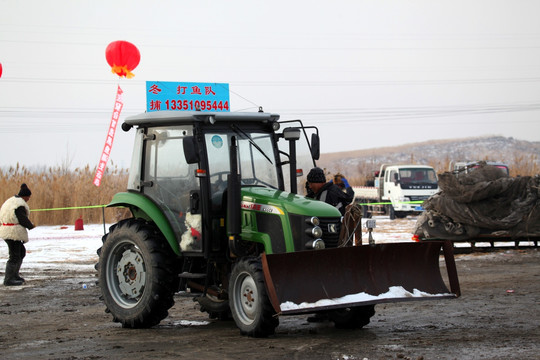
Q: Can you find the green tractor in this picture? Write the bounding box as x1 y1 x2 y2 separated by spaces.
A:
97 110 460 337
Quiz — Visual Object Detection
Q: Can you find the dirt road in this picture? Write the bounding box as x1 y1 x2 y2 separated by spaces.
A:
1 248 539 360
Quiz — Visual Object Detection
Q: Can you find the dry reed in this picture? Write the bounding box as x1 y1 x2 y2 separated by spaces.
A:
0 163 129 226
2 150 538 225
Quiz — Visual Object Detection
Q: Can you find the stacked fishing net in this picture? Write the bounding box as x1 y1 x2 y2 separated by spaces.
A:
414 163 540 240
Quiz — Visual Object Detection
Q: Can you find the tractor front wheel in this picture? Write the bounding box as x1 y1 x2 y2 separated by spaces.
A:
229 257 278 337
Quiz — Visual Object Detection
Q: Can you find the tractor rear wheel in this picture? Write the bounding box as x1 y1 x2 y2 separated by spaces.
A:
229 257 278 337
98 218 179 328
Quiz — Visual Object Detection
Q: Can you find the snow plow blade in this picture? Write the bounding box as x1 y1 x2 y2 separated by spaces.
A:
261 241 460 315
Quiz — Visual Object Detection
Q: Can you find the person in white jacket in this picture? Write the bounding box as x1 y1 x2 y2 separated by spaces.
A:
0 183 35 286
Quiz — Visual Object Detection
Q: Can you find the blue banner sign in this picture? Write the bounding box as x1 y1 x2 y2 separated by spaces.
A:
146 81 230 112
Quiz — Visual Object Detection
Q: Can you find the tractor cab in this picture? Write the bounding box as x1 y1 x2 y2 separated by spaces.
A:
120 111 320 255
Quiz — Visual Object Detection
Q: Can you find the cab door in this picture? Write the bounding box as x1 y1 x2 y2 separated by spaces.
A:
142 126 202 252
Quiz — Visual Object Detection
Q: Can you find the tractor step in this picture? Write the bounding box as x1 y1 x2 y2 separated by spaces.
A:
178 272 207 279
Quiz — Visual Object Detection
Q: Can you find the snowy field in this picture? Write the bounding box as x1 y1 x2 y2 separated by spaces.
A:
0 217 415 274
0 223 107 275
1 216 534 275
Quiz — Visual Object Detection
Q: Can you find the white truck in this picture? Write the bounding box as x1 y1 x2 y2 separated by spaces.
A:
352 164 439 219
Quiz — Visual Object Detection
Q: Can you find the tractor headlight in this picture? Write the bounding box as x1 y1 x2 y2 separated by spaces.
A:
305 216 320 226
306 226 323 239
305 239 325 250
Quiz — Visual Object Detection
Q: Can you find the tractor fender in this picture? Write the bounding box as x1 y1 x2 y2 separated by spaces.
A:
107 192 181 255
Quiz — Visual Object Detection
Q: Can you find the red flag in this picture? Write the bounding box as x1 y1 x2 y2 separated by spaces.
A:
93 85 124 187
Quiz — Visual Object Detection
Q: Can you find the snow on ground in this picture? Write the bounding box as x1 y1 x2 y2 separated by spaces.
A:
0 215 532 274
0 223 107 274
280 286 453 311
0 217 415 273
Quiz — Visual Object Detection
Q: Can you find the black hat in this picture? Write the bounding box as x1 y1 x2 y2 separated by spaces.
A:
18 183 32 197
307 167 326 183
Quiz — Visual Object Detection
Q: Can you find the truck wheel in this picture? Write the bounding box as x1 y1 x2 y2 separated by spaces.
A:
329 305 375 329
229 257 278 337
98 218 179 328
362 205 372 218
388 204 396 220
395 211 407 219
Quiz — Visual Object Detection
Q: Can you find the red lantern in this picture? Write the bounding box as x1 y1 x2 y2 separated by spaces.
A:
105 41 140 78
0 62 3 79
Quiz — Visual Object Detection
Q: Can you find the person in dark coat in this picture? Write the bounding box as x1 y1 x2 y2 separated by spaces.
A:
0 183 35 286
306 167 354 215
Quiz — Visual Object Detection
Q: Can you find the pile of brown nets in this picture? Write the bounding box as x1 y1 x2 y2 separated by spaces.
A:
414 164 540 240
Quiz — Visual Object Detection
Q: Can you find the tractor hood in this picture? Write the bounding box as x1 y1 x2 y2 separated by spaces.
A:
238 187 343 254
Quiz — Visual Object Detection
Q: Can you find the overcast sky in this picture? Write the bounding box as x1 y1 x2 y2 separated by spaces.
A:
1 0 540 170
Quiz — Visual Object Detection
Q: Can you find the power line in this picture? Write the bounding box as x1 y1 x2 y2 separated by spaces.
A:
2 103 539 116
2 76 540 87
0 103 538 133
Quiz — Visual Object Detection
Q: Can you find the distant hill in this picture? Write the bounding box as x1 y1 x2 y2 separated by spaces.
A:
317 136 540 181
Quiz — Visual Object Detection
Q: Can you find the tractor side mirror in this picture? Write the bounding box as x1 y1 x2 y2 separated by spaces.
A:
183 136 199 164
310 133 320 160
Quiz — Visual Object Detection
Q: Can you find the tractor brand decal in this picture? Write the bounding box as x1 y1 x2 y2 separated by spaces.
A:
241 201 284 215
211 135 223 148
327 223 339 234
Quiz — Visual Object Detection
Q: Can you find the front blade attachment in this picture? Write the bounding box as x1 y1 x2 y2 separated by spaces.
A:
262 241 460 315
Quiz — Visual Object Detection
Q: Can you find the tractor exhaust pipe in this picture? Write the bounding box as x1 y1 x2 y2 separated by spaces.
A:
227 136 242 252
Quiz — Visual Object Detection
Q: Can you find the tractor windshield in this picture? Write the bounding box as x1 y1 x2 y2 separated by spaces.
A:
204 129 280 193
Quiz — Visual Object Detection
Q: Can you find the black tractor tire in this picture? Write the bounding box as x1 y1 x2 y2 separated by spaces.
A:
196 292 232 320
229 257 278 337
97 218 179 328
328 305 376 329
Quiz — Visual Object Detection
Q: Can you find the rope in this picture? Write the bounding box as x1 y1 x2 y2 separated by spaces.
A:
339 204 363 247
30 205 107 212
356 200 424 206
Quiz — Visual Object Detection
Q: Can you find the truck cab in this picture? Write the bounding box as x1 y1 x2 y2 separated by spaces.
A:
379 164 439 217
